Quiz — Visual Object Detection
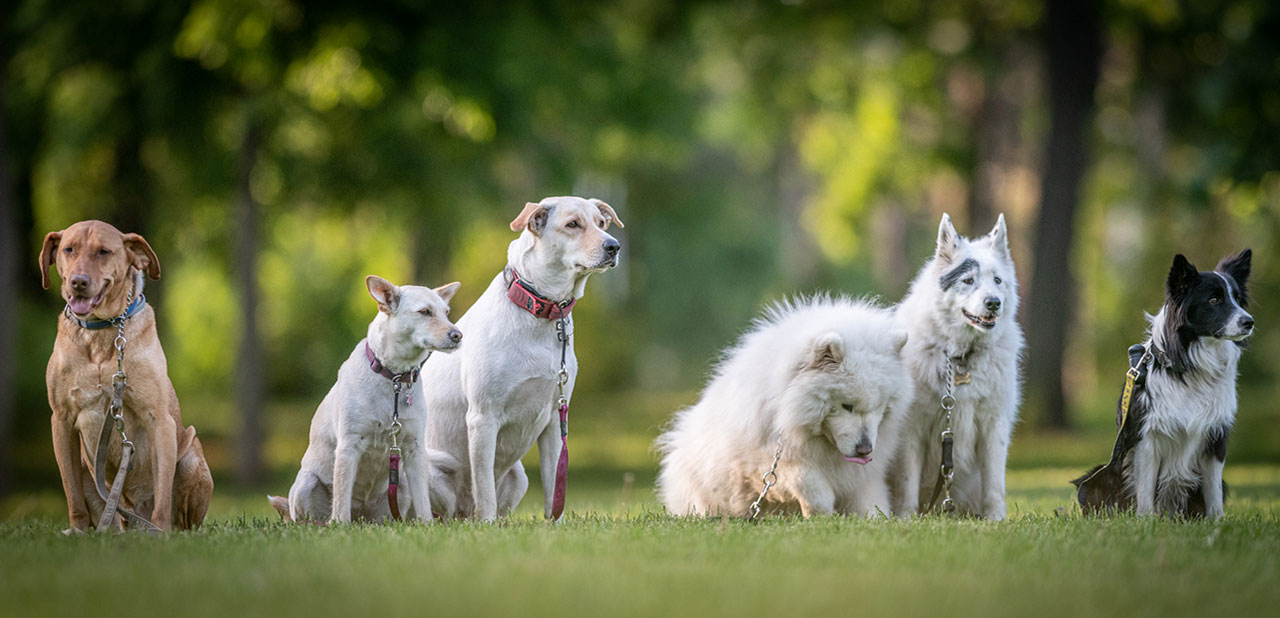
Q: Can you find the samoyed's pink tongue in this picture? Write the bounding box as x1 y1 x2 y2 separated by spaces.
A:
844 456 872 465
68 296 96 316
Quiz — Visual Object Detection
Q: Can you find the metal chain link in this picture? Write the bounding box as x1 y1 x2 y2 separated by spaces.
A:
555 317 571 437
938 354 957 514
109 286 135 449
749 438 784 520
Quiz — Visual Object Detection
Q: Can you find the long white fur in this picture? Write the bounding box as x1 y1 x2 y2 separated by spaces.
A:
1130 302 1244 518
270 278 461 523
421 196 622 521
656 296 913 518
890 213 1024 519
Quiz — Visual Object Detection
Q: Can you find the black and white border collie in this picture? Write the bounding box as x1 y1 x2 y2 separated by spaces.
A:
1075 249 1254 518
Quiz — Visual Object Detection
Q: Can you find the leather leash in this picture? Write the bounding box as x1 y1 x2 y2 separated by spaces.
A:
364 340 424 521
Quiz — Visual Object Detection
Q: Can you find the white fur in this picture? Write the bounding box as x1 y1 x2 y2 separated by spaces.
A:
1130 308 1242 518
272 277 461 523
655 297 913 518
889 213 1024 519
422 196 622 521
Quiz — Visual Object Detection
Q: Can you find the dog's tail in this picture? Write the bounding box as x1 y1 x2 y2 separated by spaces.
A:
267 495 292 522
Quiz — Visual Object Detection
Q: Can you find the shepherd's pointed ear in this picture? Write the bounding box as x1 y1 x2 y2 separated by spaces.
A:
366 275 401 313
1165 254 1199 302
987 213 1010 257
806 331 846 370
935 213 959 265
509 201 551 235
1216 248 1251 291
434 281 461 304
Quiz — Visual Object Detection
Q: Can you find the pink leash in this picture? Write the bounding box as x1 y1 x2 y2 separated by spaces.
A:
551 402 569 519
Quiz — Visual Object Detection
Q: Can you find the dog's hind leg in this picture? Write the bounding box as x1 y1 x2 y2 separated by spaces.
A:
497 461 529 517
289 470 332 523
172 429 213 530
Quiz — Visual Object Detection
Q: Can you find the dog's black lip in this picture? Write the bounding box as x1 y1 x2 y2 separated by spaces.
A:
962 309 997 330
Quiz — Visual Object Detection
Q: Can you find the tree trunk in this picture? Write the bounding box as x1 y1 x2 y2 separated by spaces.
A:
1026 0 1102 429
233 121 266 486
0 98 16 498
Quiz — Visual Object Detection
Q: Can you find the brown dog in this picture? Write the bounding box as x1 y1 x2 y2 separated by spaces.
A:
40 220 212 532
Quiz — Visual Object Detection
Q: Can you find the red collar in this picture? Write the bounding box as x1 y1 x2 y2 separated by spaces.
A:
364 340 421 384
505 268 575 321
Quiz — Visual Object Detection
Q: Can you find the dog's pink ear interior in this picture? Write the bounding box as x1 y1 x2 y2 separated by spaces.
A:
510 202 548 234
38 231 62 290
366 275 400 313
935 213 958 265
122 233 162 280
590 199 625 229
806 331 846 370
434 281 461 304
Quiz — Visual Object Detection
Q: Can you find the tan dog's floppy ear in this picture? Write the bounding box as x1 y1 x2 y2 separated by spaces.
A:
434 281 461 304
39 231 62 290
589 198 625 229
366 275 401 313
509 201 551 235
122 233 162 280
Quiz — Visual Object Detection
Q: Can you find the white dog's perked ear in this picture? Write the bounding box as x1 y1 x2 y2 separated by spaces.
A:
366 275 401 314
890 329 909 354
935 213 959 265
806 331 846 370
589 199 626 230
987 213 1010 257
510 201 551 236
434 281 461 304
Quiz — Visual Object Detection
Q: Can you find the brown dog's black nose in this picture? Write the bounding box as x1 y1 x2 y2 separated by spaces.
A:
70 274 91 292
448 329 462 344
604 239 620 257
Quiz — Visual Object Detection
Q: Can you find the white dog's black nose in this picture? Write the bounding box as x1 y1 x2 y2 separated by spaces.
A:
854 439 873 458
448 329 463 344
604 239 620 257
984 297 1001 312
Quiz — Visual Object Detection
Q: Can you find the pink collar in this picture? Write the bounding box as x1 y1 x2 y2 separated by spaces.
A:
505 268 575 321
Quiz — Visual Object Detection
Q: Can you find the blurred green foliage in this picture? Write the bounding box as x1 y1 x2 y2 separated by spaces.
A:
4 0 1279 485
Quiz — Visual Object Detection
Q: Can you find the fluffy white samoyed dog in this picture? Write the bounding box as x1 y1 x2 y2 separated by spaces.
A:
656 296 913 517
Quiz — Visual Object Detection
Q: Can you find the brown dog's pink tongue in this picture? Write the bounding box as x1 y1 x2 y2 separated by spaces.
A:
68 296 95 316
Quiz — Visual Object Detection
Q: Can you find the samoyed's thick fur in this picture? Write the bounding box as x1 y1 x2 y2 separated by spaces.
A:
655 297 913 517
888 214 1024 519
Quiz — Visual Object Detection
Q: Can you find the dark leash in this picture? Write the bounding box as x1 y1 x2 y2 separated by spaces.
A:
70 288 161 533
925 352 968 515
364 341 425 521
1074 344 1152 497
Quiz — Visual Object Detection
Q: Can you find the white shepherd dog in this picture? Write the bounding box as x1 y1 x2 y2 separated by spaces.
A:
656 297 913 518
889 213 1024 519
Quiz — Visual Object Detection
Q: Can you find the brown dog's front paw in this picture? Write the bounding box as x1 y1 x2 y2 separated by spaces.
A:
61 526 87 536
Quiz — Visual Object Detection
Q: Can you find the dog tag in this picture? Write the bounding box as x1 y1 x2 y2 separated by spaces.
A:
953 371 971 386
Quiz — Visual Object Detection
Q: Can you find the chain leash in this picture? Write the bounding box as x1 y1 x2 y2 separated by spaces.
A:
550 316 572 520
749 438 784 520
938 355 957 514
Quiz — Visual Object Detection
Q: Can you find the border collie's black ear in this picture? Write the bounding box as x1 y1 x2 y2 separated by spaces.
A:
1216 248 1251 298
1166 254 1198 302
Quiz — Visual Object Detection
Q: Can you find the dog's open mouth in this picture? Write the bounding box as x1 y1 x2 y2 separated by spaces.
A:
843 456 872 465
963 309 998 330
67 287 107 316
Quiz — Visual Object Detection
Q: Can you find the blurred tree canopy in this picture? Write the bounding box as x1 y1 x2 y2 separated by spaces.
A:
2 0 1278 488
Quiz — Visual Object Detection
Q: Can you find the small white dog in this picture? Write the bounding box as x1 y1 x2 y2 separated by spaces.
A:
269 275 461 523
656 297 912 518
889 214 1024 519
422 196 623 521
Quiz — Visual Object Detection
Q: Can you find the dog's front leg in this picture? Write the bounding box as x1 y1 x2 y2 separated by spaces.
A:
890 439 921 517
1199 454 1225 519
466 412 500 521
536 415 561 519
147 412 178 530
851 474 892 518
1133 439 1158 516
51 414 92 532
330 438 360 523
977 419 1010 521
795 470 836 517
405 444 435 523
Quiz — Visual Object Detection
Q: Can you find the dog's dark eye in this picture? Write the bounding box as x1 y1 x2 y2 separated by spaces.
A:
63 247 73 254
963 277 974 285
97 249 111 257
994 276 1002 284
566 220 580 229
841 403 853 412
419 308 433 316
1209 297 1220 305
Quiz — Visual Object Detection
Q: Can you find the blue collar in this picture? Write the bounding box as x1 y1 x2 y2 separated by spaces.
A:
65 294 147 330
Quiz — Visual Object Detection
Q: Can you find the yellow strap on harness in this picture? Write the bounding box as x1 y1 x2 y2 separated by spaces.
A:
1119 365 1141 427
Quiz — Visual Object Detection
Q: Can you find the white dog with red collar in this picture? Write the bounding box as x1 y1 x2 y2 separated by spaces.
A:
422 196 624 521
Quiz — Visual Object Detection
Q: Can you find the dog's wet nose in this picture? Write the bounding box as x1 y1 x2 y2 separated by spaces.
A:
1241 316 1255 331
448 329 463 344
603 239 620 257
854 439 873 458
70 274 90 293
984 296 1001 312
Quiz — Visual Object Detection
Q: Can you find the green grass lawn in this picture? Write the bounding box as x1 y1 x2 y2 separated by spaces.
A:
3 464 1279 618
